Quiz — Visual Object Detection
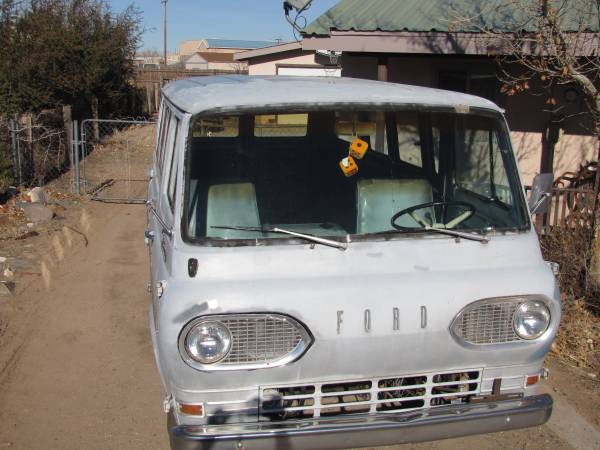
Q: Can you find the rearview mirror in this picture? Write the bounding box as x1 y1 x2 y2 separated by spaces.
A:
529 173 553 214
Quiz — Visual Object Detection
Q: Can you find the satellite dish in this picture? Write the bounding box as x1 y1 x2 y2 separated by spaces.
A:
283 0 312 12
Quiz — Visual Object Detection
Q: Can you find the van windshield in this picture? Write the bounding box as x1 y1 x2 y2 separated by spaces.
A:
183 109 528 244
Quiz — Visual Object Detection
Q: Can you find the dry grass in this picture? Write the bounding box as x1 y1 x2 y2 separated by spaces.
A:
541 226 600 371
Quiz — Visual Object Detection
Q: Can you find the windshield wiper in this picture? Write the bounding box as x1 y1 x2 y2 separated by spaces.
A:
370 226 489 244
210 226 348 250
421 226 489 243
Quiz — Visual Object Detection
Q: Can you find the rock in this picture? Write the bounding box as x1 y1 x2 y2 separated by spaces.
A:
15 231 39 240
3 267 13 279
20 203 53 223
588 373 597 380
0 257 6 263
0 282 13 296
26 187 46 204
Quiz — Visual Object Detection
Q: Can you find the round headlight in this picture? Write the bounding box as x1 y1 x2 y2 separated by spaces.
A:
513 301 550 340
184 321 232 364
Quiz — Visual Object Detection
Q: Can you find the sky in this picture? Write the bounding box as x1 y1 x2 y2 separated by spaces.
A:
106 0 339 52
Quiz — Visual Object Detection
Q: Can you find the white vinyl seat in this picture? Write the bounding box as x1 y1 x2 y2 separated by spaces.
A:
206 182 261 239
356 179 434 234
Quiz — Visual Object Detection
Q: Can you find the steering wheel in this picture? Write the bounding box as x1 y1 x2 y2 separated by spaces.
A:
391 201 476 230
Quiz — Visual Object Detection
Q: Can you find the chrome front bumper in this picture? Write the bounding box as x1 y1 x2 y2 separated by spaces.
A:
169 394 552 450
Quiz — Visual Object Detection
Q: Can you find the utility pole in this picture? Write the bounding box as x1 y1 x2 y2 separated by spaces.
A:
162 0 168 66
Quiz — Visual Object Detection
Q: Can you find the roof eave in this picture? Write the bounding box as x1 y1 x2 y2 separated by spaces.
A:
234 42 302 61
301 30 599 56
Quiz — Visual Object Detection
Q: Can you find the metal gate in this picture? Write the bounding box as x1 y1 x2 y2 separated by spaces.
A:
77 119 156 203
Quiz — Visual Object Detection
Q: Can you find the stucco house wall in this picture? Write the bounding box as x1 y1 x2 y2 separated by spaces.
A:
247 53 318 75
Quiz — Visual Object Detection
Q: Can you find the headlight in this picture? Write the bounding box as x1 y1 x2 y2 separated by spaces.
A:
513 301 550 340
183 320 231 364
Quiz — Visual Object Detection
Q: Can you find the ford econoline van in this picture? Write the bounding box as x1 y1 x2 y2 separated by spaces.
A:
146 76 559 450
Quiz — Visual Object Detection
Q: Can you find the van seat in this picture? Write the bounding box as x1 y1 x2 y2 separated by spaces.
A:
206 182 261 239
356 179 433 233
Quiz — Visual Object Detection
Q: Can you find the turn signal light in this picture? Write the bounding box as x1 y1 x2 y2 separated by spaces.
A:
178 403 204 416
526 375 540 386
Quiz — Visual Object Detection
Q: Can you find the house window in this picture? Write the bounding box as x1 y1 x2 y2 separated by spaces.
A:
438 72 497 102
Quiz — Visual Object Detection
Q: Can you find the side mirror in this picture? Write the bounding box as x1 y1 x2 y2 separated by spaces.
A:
529 173 553 214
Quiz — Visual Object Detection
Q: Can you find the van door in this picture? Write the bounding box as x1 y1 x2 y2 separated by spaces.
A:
148 105 180 327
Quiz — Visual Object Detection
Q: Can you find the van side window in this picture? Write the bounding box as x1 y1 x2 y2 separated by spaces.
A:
157 108 173 173
454 116 513 205
395 111 422 168
167 117 180 210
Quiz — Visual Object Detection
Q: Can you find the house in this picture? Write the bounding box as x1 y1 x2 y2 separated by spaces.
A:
234 42 341 77
297 0 599 185
178 52 244 72
179 39 277 57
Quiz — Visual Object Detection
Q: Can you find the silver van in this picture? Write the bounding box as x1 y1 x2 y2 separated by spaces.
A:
146 76 559 450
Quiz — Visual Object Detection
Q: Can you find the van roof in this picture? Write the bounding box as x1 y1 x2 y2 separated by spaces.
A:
162 75 502 115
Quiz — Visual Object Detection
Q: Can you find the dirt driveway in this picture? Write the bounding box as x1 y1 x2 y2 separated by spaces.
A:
0 200 599 450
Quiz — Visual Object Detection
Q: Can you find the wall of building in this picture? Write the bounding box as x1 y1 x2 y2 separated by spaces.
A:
341 53 597 185
180 40 201 56
247 52 319 75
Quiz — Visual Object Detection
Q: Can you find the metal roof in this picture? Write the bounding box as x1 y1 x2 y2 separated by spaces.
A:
303 0 600 35
203 39 277 49
162 75 501 115
234 42 301 61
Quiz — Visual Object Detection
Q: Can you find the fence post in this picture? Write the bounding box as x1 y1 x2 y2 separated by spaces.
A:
9 119 21 186
91 97 100 141
62 105 73 171
145 83 153 114
72 120 80 195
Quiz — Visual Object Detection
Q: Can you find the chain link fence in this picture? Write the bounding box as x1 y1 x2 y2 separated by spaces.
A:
0 111 72 195
79 119 156 203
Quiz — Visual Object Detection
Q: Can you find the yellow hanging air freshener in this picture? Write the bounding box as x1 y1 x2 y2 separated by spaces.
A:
349 137 369 159
339 156 358 177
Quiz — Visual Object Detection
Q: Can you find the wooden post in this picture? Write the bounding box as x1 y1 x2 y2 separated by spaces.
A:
376 55 388 153
62 105 73 170
146 83 153 115
377 55 388 82
537 118 560 231
154 82 160 114
91 96 100 141
589 139 600 285
20 113 35 185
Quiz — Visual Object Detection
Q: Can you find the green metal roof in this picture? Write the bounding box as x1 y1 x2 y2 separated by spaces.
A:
303 0 599 35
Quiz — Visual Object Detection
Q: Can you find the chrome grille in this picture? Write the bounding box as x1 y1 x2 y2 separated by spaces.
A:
220 316 304 365
452 300 520 345
179 314 312 371
260 369 481 420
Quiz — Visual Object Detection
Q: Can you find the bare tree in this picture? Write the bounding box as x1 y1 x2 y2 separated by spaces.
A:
448 1 598 135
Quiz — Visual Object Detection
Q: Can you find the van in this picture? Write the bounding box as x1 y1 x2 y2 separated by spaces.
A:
146 76 559 450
